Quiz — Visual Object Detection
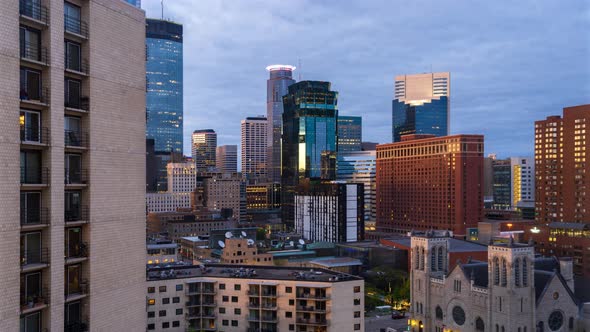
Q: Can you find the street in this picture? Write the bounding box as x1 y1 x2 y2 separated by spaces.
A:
364 314 408 332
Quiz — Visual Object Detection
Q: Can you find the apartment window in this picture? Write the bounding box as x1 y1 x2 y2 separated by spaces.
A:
64 2 82 35
65 154 82 185
231 296 238 303
234 308 241 315
222 296 229 302
20 25 41 61
20 67 41 101
286 312 292 318
286 286 292 293
234 284 241 291
353 286 361 293
158 310 166 317
162 298 170 305
147 299 155 305
289 299 294 306
147 311 155 318
65 78 82 109
222 320 228 326
159 286 166 292
219 283 226 290
64 116 82 147
20 109 41 143
175 284 183 291
65 40 81 72
147 324 155 330
162 322 169 329
65 191 82 221
289 324 295 331
219 308 226 314
354 311 360 318
231 320 238 327
20 150 42 184
172 297 180 303
148 287 155 294
20 191 41 225
354 324 361 330
175 308 182 315
354 299 361 305
172 321 179 327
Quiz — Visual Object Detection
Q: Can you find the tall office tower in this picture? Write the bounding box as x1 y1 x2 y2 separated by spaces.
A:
392 72 450 142
337 150 377 222
146 19 183 153
531 104 590 277
1 1 146 330
216 145 237 173
191 129 217 171
124 0 141 8
282 81 338 227
241 116 268 182
337 116 362 152
376 134 483 237
266 65 296 183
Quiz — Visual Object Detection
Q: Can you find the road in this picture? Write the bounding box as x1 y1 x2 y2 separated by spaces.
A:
364 314 408 332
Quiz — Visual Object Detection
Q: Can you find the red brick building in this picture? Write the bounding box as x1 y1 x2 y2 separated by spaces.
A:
529 104 590 277
376 134 484 237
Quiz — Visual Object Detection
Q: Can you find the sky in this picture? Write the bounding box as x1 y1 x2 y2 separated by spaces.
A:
143 0 590 159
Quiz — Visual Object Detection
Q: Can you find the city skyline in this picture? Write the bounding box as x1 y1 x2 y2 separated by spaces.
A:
142 0 588 158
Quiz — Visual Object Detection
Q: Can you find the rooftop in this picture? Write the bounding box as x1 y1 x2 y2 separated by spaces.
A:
309 257 363 268
147 263 362 283
384 236 488 252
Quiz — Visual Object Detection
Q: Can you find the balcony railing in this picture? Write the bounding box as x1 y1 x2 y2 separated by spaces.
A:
65 206 89 223
20 86 50 105
296 318 328 326
64 15 89 38
66 279 89 298
20 126 50 145
20 287 49 310
21 207 49 226
65 321 89 332
66 242 88 259
19 0 49 25
65 130 89 148
65 168 88 185
21 42 49 65
65 58 89 75
295 293 329 300
65 96 90 111
20 167 49 185
187 287 216 295
21 247 49 266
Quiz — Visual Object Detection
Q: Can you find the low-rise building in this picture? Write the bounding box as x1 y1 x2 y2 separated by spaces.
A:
146 192 192 213
146 264 365 332
147 240 179 265
220 238 273 265
147 210 236 241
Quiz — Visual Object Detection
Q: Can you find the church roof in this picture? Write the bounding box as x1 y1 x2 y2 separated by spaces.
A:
461 262 488 287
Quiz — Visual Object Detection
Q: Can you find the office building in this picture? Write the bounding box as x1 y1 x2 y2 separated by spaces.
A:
282 81 338 227
216 145 238 173
192 129 217 172
199 172 246 223
484 156 535 210
146 264 365 332
241 116 267 182
408 231 584 332
530 104 590 277
246 183 280 211
392 72 450 142
266 65 296 183
146 192 191 213
146 19 183 153
376 134 484 237
147 210 235 241
1 1 146 330
168 162 197 192
295 182 364 243
337 116 362 152
337 150 376 222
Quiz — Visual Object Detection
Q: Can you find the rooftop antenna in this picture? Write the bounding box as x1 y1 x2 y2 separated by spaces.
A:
161 0 164 20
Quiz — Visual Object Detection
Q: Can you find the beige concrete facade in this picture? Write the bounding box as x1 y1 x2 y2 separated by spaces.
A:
220 238 273 265
146 264 364 332
0 0 146 330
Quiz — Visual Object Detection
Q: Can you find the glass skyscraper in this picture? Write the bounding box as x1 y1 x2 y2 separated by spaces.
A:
123 0 140 8
337 115 362 152
146 19 183 153
392 72 450 142
281 81 338 226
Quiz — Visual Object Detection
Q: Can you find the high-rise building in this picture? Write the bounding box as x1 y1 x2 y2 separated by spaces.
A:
241 116 267 182
530 104 590 277
216 145 237 173
266 65 296 183
124 0 141 8
376 134 484 236
392 72 450 142
281 81 338 227
337 116 362 152
146 19 183 154
295 182 364 243
337 150 376 222
191 129 217 171
1 1 146 330
484 156 535 211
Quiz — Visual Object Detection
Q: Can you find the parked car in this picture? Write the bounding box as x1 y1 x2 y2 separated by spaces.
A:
391 310 405 319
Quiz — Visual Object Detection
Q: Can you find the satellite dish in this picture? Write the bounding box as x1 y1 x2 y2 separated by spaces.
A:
225 232 233 239
289 241 294 247
218 240 226 248
247 239 255 246
299 239 305 245
241 231 247 237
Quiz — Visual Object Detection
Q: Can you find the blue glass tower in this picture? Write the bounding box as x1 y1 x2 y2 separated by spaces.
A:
146 19 183 153
337 115 362 152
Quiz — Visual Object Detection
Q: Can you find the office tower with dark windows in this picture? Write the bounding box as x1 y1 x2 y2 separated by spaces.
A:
216 145 238 173
338 116 362 152
191 129 217 172
529 104 590 277
392 72 450 142
1 0 147 330
376 134 484 237
241 116 267 182
146 18 183 154
266 65 296 183
281 81 338 227
337 150 376 222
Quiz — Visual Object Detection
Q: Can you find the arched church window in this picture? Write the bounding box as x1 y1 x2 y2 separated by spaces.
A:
493 257 500 285
514 258 520 287
501 258 507 286
522 258 528 286
437 247 444 271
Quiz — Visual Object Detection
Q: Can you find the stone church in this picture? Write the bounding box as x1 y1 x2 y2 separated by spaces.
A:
409 231 588 332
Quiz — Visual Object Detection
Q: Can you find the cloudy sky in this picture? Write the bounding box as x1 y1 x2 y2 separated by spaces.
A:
143 0 589 158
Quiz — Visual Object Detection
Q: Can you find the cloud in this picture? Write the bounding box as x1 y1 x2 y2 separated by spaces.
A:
143 0 590 158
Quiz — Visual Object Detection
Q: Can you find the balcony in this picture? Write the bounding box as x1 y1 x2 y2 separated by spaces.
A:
20 126 50 147
296 318 328 326
21 207 49 230
65 242 89 265
65 58 89 76
65 168 88 186
296 305 327 313
64 130 89 149
19 0 49 26
20 167 49 187
186 287 216 295
65 320 89 332
186 300 216 307
295 293 329 300
21 42 49 66
65 279 89 303
64 15 89 39
65 96 90 113
20 288 49 315
185 312 215 320
20 86 50 108
65 206 89 225
21 248 49 272
248 316 277 323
